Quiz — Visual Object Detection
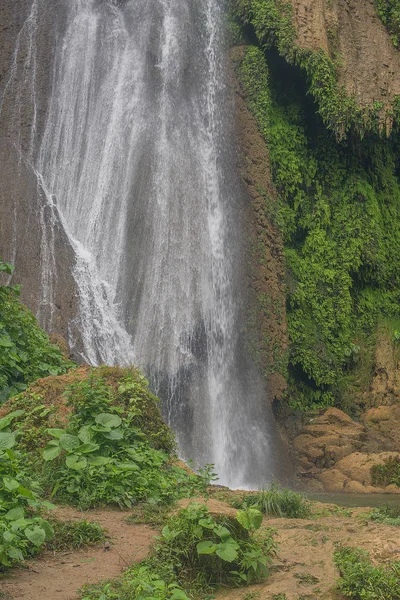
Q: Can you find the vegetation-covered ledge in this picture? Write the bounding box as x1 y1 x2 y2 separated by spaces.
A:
228 0 400 138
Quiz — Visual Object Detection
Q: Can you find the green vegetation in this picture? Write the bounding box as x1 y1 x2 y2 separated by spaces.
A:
236 484 311 519
5 367 215 510
374 0 400 47
0 259 72 403
126 502 172 526
334 546 400 599
81 502 276 599
47 520 105 551
0 411 54 568
233 41 400 410
228 0 394 137
371 455 400 487
367 503 400 526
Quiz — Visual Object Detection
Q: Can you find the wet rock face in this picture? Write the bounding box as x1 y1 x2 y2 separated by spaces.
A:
293 408 367 473
0 141 78 344
291 0 400 114
0 0 78 344
293 406 400 493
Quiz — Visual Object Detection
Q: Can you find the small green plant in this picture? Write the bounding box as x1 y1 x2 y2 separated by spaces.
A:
294 572 320 585
334 546 400 599
371 455 400 487
47 520 105 551
272 595 288 600
241 484 312 519
243 592 261 600
368 504 400 526
126 503 173 526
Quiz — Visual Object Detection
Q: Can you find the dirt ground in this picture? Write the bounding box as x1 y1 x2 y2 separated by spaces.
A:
0 506 158 600
1 499 399 600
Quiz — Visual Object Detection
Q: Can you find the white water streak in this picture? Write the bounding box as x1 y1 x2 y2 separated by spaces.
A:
4 0 275 487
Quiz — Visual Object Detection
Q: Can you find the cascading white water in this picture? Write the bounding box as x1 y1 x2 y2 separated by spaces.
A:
3 0 280 487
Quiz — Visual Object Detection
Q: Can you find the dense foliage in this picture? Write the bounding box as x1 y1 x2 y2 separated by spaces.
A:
334 547 400 599
0 411 54 568
371 455 400 487
228 0 394 138
0 259 72 402
5 367 211 510
81 502 276 599
368 503 400 526
374 0 400 47
234 44 400 410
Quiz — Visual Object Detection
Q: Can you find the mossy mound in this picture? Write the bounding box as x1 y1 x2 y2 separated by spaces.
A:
1 365 175 455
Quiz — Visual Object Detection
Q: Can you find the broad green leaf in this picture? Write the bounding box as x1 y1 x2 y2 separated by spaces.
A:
5 507 24 521
59 434 80 451
0 410 25 430
25 526 46 547
196 540 217 555
36 519 54 540
7 546 24 561
236 508 263 531
66 455 87 470
3 531 15 542
43 444 62 461
215 542 238 562
16 485 35 499
103 428 124 440
47 428 65 438
78 426 92 443
0 432 15 450
114 461 139 471
198 518 215 530
77 443 99 454
214 525 231 541
3 476 19 491
87 455 111 466
170 591 190 600
95 413 122 429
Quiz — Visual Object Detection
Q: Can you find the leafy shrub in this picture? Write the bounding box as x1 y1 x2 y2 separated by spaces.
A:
368 504 400 526
234 40 400 410
81 562 190 600
0 259 72 402
240 484 311 519
0 412 54 569
30 371 208 509
371 455 400 487
334 546 400 599
81 503 277 599
374 0 400 47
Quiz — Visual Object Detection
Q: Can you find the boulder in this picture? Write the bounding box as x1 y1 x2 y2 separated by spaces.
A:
293 408 366 470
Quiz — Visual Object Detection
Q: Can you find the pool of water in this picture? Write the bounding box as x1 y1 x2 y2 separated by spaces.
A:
305 493 400 508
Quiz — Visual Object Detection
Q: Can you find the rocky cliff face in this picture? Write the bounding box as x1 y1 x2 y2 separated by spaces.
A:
292 0 400 119
0 0 77 346
230 46 289 407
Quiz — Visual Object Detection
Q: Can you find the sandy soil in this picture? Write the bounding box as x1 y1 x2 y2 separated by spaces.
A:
1 499 399 600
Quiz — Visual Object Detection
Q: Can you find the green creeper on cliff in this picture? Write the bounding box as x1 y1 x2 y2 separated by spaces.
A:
0 259 72 402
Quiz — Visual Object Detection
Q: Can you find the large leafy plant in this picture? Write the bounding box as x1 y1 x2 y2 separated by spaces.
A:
157 503 275 587
0 411 54 568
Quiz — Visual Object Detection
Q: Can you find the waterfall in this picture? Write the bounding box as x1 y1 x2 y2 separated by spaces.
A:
3 0 280 488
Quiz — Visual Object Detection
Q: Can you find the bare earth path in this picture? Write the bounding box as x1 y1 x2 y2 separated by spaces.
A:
0 506 157 600
2 499 400 600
